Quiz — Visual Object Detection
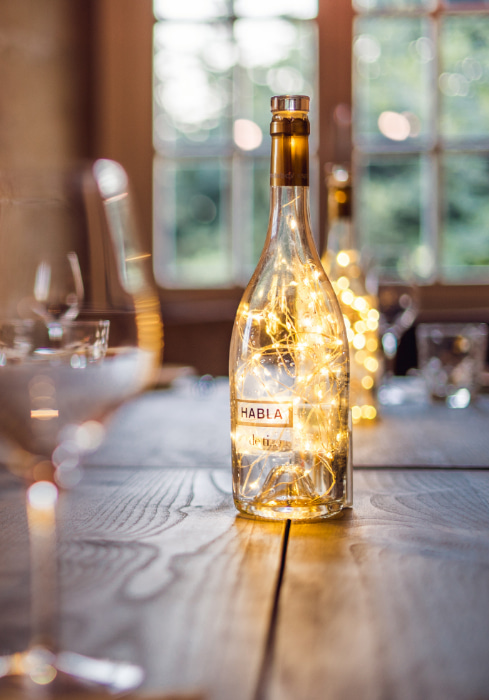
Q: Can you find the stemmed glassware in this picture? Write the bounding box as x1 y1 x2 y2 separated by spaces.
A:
377 259 420 405
0 161 162 695
31 252 84 340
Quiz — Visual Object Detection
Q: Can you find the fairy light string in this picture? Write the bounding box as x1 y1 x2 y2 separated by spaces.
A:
322 167 381 425
329 249 380 424
233 199 349 504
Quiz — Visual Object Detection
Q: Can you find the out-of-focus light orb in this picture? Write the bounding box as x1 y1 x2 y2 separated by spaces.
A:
267 66 304 94
354 34 381 63
351 406 362 421
355 350 367 364
333 166 349 182
234 119 263 150
447 388 471 409
378 111 411 141
415 37 434 63
337 252 350 267
362 375 374 390
93 159 128 199
462 57 483 81
353 296 368 312
352 333 366 350
413 244 434 279
364 357 379 373
27 481 58 510
439 72 469 97
75 421 105 451
361 405 377 420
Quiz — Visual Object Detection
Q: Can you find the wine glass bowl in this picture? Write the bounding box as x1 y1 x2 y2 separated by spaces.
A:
0 319 111 477
0 161 162 695
378 280 419 361
377 266 420 406
32 251 85 340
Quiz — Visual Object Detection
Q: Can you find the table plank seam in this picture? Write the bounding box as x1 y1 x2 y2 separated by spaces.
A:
253 519 291 700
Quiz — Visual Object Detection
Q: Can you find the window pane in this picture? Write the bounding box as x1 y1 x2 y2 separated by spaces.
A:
439 15 489 140
153 10 319 288
154 158 232 286
154 22 234 151
235 0 318 19
231 157 269 284
354 0 435 11
154 0 229 20
353 17 434 148
442 153 489 281
356 155 431 274
234 19 318 147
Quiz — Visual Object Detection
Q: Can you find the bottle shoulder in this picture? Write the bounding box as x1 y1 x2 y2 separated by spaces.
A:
240 254 341 312
232 254 348 361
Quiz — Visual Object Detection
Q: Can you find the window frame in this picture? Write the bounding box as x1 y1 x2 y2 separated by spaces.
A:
92 0 489 327
351 0 489 322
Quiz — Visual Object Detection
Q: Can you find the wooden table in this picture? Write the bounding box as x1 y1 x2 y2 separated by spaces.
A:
1 378 489 700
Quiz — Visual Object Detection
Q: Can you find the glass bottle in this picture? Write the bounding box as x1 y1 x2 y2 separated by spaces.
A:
229 95 352 522
321 165 381 424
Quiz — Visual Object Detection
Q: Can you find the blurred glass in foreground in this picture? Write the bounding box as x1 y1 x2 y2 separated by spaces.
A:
0 160 162 695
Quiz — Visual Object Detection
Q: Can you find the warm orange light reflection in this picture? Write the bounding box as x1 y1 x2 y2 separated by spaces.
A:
30 409 59 420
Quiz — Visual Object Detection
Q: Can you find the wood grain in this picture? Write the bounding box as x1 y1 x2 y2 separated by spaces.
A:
268 469 489 700
0 471 31 653
354 396 489 468
2 466 489 700
56 467 285 700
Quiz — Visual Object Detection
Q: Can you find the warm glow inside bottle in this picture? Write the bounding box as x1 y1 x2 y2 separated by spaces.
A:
229 95 352 521
321 166 381 425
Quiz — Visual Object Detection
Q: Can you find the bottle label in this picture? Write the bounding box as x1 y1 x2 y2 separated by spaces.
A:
236 400 293 428
235 425 293 453
235 400 293 453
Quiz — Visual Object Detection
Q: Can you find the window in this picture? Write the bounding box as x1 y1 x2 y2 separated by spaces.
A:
152 0 319 288
353 0 489 283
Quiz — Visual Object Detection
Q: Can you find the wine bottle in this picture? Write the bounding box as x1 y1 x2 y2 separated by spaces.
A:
321 165 380 424
229 95 352 522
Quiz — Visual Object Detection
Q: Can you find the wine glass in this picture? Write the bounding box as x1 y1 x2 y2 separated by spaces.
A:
377 260 420 405
31 251 84 340
0 161 162 695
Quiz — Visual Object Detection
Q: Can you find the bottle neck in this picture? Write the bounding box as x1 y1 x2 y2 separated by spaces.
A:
270 185 310 224
327 184 355 252
270 112 309 187
266 186 315 262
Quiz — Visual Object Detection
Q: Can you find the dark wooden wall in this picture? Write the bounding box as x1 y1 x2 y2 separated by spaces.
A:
0 0 92 168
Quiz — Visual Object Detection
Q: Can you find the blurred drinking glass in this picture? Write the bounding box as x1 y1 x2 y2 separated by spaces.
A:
0 161 162 695
377 255 420 406
416 323 488 408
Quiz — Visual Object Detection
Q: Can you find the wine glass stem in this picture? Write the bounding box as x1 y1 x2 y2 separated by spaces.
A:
382 331 398 378
26 488 58 652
